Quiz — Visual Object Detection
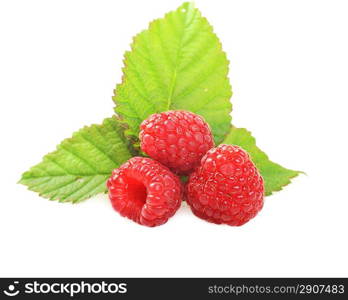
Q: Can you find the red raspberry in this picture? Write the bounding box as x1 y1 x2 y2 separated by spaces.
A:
107 157 182 227
186 144 264 226
140 110 214 175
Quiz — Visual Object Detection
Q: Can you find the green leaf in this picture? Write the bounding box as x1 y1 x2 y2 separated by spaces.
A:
222 126 301 196
113 2 232 144
19 117 132 203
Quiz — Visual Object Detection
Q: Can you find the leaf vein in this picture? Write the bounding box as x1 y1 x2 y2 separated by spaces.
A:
59 145 98 173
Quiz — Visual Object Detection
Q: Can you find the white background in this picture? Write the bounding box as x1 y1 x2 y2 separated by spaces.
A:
1 0 347 277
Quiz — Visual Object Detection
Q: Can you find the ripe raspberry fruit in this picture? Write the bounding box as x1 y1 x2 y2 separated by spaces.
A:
107 157 182 227
186 144 264 226
140 110 214 175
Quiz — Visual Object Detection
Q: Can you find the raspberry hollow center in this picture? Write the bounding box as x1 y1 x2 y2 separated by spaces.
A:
126 177 147 209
